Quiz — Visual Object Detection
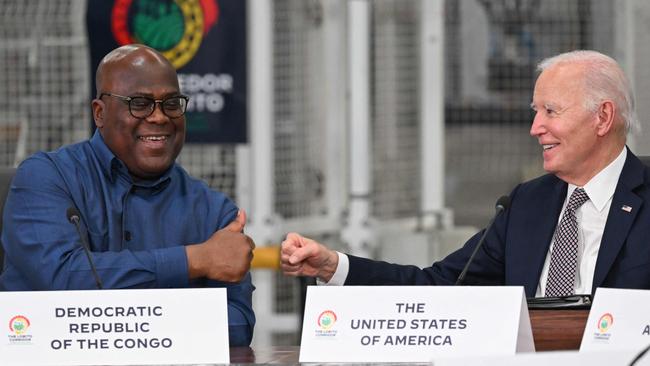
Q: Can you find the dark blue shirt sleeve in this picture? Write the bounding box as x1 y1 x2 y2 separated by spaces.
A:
208 273 256 347
1 156 188 290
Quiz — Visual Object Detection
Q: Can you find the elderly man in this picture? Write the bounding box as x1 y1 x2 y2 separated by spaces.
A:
0 44 255 346
282 50 650 297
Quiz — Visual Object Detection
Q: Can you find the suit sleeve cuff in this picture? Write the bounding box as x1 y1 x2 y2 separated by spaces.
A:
316 251 349 286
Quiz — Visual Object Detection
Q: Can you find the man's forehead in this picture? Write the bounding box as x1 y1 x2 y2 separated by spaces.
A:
106 71 180 95
98 48 171 86
535 66 584 95
103 53 177 86
543 63 587 85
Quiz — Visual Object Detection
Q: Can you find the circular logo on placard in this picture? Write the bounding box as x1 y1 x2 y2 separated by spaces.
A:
317 310 337 330
598 313 614 333
9 315 30 335
111 0 219 69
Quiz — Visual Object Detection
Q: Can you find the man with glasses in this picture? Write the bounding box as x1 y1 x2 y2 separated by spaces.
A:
0 44 255 346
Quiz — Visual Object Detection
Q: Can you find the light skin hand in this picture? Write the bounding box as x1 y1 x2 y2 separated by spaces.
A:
186 209 255 282
280 232 339 282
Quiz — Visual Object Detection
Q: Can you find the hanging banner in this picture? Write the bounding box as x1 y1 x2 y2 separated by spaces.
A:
86 0 247 143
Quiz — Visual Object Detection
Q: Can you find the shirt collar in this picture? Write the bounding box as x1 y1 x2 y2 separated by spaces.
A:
568 147 627 212
89 129 174 190
90 129 119 182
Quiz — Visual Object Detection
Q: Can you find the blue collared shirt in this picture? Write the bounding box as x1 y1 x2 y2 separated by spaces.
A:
0 131 255 346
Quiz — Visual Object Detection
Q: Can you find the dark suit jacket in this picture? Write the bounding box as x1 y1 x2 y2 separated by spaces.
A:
346 149 650 297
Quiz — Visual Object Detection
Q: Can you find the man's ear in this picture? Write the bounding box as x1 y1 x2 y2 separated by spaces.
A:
92 99 105 129
595 100 616 137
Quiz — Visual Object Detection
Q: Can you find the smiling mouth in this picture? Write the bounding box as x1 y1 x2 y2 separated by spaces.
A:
138 135 169 142
543 144 558 151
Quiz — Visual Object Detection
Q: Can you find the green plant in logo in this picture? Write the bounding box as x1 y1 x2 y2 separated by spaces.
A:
13 321 25 332
321 317 331 327
132 0 184 51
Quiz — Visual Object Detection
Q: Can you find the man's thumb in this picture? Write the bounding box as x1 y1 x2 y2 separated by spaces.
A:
289 243 313 265
225 209 246 232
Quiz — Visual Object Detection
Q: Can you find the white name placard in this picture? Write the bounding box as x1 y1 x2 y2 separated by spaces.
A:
0 288 229 365
581 287 650 352
299 286 534 363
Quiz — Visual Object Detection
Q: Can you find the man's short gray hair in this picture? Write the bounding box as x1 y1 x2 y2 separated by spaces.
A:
537 50 640 135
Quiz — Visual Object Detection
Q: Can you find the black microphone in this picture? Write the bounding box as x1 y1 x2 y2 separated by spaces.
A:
66 207 103 289
455 195 510 286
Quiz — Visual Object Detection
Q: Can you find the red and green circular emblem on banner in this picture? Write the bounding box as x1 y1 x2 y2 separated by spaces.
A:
111 0 219 69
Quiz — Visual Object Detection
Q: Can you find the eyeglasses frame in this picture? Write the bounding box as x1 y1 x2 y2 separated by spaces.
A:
99 92 190 119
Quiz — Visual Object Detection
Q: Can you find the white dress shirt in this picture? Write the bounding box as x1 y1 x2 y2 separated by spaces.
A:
325 148 627 291
536 147 627 296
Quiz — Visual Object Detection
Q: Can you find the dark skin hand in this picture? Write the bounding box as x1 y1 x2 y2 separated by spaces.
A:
186 209 256 282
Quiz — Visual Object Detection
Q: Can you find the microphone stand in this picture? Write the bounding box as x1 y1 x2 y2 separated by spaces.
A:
67 207 103 289
455 196 509 286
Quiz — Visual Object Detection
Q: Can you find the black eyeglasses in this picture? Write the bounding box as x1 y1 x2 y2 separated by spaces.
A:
99 92 189 118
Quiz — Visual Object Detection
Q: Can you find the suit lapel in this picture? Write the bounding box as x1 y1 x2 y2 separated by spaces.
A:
523 178 567 296
592 150 645 292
